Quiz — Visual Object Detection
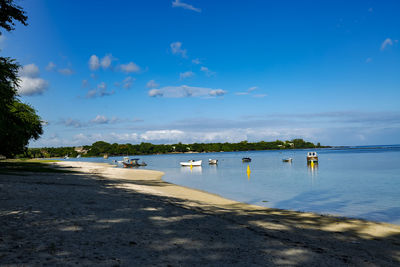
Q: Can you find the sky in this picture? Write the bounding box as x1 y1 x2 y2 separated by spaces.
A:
2 0 400 147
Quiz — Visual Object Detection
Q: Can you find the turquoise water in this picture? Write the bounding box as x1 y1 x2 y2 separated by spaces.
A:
65 146 400 224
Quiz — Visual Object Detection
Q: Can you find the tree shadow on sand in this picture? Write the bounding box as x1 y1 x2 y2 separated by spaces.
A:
1 170 399 266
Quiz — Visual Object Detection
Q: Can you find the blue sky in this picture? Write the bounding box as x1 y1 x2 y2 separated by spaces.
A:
2 0 400 146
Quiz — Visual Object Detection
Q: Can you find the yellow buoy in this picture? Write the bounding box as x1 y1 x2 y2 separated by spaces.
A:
246 164 251 179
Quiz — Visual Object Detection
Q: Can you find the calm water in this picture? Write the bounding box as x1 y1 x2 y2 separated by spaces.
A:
65 146 400 224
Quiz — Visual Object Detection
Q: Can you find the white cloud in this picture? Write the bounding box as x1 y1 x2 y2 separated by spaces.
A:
119 62 140 73
235 86 263 96
253 94 267 98
62 118 83 128
86 82 115 98
380 38 393 51
18 64 48 96
170 42 187 58
89 55 100 70
180 71 194 80
148 89 163 97
18 77 49 96
146 80 159 88
100 54 113 69
45 61 56 71
58 68 74 75
192 58 201 64
209 89 227 97
91 115 109 124
172 0 201 12
141 130 186 141
148 85 226 98
19 63 40 78
122 76 135 89
82 79 89 88
200 66 215 76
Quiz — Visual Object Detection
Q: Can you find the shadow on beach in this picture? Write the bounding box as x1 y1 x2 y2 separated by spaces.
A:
1 167 400 266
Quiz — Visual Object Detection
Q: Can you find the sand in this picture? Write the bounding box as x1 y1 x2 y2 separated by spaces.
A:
1 161 399 266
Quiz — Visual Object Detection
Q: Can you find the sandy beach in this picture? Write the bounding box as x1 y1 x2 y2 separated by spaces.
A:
1 161 400 266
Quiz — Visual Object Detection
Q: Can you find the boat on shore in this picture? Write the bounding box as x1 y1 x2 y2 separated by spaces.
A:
208 159 218 165
307 152 318 162
180 160 202 167
242 157 251 162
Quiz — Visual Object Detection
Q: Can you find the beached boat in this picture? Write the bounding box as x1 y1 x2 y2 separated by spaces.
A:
242 157 251 162
76 154 81 158
64 155 69 159
282 158 293 162
103 154 109 159
180 160 202 167
307 151 318 162
208 159 218 165
122 158 147 168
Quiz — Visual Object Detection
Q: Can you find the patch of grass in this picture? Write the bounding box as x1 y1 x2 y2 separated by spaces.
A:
0 161 75 174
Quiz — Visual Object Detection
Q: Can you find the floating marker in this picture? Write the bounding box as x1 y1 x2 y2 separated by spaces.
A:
247 164 251 179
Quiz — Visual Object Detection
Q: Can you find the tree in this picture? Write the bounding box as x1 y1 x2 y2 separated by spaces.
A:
0 0 43 157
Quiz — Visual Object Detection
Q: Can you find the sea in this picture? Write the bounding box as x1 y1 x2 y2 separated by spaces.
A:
63 145 400 225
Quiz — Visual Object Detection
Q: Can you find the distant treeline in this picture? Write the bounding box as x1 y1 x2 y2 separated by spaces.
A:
23 139 328 158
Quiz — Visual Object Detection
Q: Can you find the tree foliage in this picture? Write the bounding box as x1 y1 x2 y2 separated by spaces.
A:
26 139 327 159
0 0 43 157
0 0 27 32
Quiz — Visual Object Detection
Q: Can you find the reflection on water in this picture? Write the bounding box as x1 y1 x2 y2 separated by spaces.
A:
180 166 202 174
307 162 318 178
246 164 251 180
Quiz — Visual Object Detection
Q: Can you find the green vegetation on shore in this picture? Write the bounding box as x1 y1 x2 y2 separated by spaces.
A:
23 139 328 158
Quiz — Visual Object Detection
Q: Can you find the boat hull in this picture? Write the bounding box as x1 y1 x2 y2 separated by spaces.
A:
307 156 318 162
180 160 202 167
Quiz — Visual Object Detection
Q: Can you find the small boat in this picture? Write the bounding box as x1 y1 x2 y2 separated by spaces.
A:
208 159 218 165
307 151 318 162
242 157 251 162
76 154 81 158
122 158 147 168
117 156 130 165
103 154 109 159
282 158 293 162
64 155 69 159
180 160 202 167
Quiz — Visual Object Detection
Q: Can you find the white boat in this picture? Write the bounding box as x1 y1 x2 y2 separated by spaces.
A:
64 155 69 159
76 154 81 158
208 159 218 164
117 156 130 165
180 160 202 167
307 151 318 162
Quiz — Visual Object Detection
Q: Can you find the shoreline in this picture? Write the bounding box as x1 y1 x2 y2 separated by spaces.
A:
1 160 399 265
54 161 400 233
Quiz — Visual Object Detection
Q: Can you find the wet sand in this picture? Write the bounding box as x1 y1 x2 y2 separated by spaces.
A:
1 161 399 266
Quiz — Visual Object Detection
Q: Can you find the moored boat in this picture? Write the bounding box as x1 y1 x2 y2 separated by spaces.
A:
242 157 251 162
180 160 202 167
307 151 318 162
122 158 147 168
208 159 218 165
282 158 293 162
